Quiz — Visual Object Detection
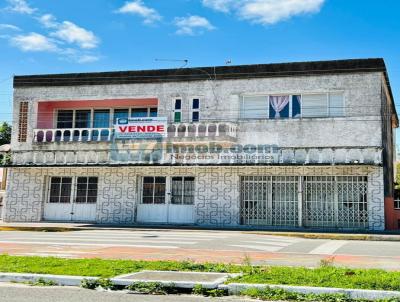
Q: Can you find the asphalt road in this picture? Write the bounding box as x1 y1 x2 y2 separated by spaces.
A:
0 283 252 302
0 229 399 269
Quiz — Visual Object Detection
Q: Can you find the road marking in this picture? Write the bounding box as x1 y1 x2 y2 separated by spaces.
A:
309 240 347 255
230 244 284 252
0 234 212 241
0 240 179 249
241 240 293 247
2 237 198 245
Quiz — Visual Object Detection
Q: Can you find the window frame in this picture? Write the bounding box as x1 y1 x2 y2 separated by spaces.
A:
47 176 98 204
54 106 160 129
191 98 201 122
240 91 345 120
171 176 195 205
141 176 167 205
173 98 182 123
75 176 98 204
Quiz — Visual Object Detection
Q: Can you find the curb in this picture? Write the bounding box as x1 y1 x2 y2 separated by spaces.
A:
226 283 400 300
0 272 225 289
1 272 400 300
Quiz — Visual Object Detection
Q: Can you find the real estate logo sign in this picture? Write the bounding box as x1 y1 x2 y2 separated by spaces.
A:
115 117 167 139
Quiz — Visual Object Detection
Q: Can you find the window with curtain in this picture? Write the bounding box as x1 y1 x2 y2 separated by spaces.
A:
142 177 166 204
171 177 195 205
269 95 290 118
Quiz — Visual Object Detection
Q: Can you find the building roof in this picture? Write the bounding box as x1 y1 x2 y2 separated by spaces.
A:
13 58 389 87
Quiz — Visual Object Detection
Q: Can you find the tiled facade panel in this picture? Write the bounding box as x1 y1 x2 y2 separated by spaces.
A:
3 166 385 230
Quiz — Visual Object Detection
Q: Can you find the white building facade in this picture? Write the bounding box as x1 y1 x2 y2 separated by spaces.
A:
2 59 398 230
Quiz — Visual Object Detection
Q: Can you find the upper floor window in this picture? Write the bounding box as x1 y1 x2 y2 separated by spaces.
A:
174 99 182 123
93 109 110 128
131 107 157 118
241 92 344 120
191 98 200 122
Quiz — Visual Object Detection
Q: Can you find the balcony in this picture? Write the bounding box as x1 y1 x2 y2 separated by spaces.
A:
33 122 238 143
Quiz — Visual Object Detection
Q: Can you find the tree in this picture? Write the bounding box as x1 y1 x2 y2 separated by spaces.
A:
0 122 11 145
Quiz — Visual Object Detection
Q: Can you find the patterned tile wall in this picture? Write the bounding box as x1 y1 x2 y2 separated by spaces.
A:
3 165 385 230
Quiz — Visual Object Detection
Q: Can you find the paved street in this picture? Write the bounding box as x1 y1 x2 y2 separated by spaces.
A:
0 283 252 302
0 229 399 269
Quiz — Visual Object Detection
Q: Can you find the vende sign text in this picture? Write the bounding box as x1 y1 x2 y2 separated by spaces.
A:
115 117 167 139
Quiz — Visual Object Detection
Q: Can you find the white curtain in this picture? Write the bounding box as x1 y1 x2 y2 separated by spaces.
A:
270 95 289 118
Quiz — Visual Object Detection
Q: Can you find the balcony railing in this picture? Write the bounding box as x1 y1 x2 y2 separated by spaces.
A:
33 122 238 143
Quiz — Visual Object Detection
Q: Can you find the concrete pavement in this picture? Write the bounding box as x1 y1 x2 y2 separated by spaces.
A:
0 283 252 302
0 229 400 269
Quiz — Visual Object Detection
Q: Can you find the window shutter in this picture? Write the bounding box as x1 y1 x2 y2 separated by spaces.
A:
302 94 327 117
329 93 344 117
241 96 268 119
18 101 28 142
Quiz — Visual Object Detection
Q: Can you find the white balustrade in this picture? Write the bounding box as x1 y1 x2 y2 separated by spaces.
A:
33 128 113 143
33 122 239 143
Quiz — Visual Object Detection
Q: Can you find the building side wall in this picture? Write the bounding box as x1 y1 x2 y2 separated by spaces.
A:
3 165 384 230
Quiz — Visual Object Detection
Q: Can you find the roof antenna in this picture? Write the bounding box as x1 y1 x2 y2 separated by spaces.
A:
225 59 232 65
155 58 188 68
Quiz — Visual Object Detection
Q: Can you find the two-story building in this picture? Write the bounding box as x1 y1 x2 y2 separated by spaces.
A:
2 58 398 231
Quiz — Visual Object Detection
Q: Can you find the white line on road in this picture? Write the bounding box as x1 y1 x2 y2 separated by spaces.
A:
0 240 179 249
230 244 284 252
308 240 347 255
2 237 198 245
241 240 293 247
0 235 212 241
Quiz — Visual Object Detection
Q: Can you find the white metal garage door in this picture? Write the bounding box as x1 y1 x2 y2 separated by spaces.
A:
136 176 195 224
44 177 97 222
240 176 368 229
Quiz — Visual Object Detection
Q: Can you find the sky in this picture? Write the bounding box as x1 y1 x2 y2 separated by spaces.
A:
0 0 399 146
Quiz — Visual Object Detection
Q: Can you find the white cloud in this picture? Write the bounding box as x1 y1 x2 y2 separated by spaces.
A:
6 0 36 14
116 0 161 24
76 54 100 63
202 0 237 13
202 0 325 25
10 32 58 52
50 21 99 49
174 15 215 35
38 14 58 28
0 24 21 31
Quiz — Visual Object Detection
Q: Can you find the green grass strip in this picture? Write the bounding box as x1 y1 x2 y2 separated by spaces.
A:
0 254 241 277
1 254 400 292
240 287 397 302
229 266 400 291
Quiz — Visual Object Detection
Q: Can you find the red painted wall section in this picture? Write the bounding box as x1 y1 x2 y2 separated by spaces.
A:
384 197 400 230
37 98 158 128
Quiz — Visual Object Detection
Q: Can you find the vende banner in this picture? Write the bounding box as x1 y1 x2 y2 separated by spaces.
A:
115 117 167 139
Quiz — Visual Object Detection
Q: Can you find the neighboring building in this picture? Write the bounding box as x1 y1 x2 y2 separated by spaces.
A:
2 58 399 230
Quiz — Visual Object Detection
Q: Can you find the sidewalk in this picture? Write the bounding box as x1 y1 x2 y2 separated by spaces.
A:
1 221 400 241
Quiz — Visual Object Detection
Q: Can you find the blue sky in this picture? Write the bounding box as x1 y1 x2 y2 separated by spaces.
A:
0 0 399 139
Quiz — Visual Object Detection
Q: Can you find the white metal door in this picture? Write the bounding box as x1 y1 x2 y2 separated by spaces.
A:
137 176 195 224
44 177 97 222
168 177 195 224
136 176 168 223
44 177 73 221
